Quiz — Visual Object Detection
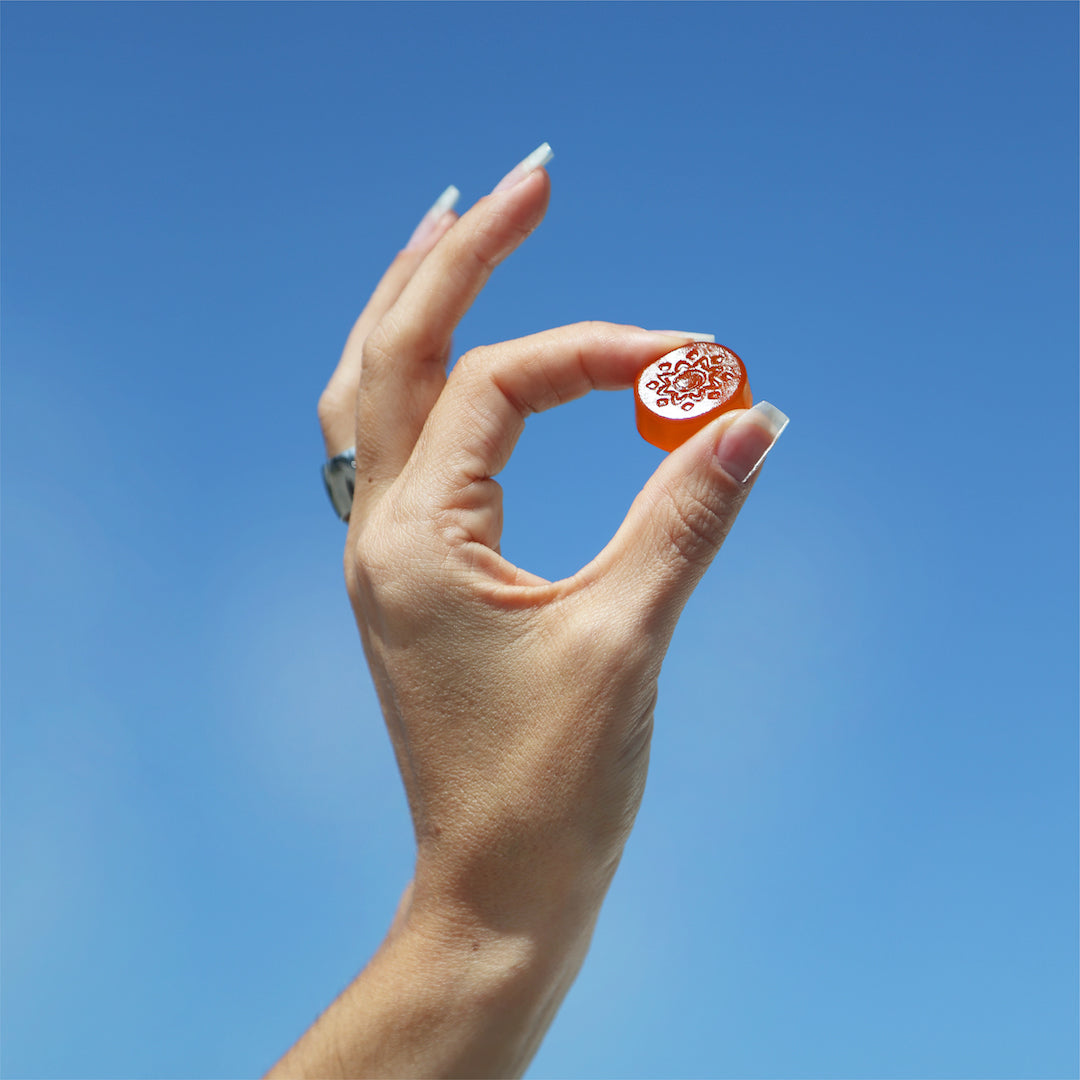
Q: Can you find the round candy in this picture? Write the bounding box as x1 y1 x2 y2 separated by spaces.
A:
634 341 752 451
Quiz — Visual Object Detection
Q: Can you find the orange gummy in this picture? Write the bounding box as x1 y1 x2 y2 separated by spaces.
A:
634 341 753 451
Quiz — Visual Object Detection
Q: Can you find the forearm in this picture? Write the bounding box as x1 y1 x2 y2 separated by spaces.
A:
265 884 600 1079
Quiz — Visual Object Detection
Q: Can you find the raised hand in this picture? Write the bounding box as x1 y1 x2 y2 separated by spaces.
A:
271 145 787 1079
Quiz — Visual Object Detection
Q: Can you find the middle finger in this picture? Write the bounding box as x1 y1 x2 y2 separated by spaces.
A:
352 143 553 520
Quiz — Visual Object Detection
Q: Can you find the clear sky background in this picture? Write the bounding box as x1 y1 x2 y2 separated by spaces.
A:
3 3 1077 1078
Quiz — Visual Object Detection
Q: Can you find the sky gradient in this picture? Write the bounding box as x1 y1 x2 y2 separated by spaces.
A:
3 3 1077 1078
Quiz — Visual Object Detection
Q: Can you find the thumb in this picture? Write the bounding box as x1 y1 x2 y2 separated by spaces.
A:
594 401 789 638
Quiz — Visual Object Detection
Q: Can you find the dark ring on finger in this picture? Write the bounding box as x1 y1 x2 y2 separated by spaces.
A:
322 447 356 522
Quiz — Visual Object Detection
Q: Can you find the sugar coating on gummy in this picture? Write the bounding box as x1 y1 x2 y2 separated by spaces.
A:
634 342 753 451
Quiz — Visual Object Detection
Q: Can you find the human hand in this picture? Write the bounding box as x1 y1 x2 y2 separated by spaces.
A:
288 146 787 1078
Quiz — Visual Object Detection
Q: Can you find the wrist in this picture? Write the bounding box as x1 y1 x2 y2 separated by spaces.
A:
409 801 628 942
266 880 597 1080
381 888 600 1078
405 873 603 980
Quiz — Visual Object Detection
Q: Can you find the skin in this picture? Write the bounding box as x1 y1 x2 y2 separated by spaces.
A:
267 161 784 1079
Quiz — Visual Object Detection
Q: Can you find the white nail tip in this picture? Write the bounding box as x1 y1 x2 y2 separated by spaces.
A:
519 141 554 172
493 143 555 193
657 330 716 342
428 184 461 218
405 184 461 249
749 400 790 438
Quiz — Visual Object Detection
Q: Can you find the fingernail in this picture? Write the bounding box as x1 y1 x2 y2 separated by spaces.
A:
492 142 554 194
405 184 460 251
654 330 716 342
715 401 789 483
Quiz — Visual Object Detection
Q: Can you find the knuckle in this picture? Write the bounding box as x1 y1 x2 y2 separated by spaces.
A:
345 523 393 606
452 347 498 398
316 388 348 428
345 515 426 628
466 205 534 272
342 543 361 597
467 236 502 276
578 319 610 340
453 346 484 378
363 309 448 374
348 521 393 581
361 325 396 374
664 483 730 569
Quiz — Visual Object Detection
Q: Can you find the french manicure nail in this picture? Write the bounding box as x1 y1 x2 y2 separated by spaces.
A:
492 142 554 194
405 184 460 251
654 330 716 342
715 401 790 483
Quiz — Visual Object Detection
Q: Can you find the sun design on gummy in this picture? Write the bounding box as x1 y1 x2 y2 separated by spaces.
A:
646 343 742 411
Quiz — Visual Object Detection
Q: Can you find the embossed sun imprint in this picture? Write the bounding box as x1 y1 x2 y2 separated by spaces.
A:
645 343 743 411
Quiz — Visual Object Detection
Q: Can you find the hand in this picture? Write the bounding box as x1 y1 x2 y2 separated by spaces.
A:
276 148 787 1079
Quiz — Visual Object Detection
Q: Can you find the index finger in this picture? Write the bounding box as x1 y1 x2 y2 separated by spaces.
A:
408 323 698 496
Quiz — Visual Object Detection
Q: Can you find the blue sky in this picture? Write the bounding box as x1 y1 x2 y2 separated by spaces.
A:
2 3 1076 1077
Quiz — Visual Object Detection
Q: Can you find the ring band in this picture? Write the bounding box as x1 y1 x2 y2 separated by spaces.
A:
322 447 356 522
